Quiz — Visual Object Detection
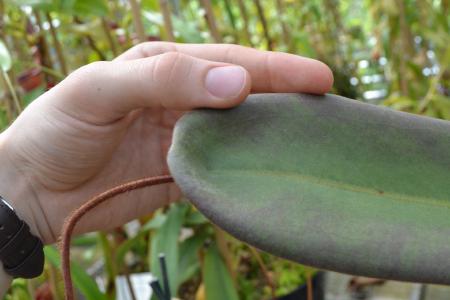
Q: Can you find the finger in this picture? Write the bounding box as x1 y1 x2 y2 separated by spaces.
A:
45 52 251 124
115 42 333 94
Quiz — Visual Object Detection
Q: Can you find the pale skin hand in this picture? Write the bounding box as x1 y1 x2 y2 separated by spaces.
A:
0 43 333 248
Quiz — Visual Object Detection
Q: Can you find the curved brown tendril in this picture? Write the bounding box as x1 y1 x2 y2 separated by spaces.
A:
60 175 174 300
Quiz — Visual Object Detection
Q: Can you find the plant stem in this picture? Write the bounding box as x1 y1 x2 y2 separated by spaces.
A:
0 15 17 120
223 0 239 43
0 0 3 24
34 64 65 80
443 0 449 16
236 0 253 46
101 17 118 57
128 0 146 43
45 12 67 75
418 47 450 112
86 36 107 60
275 0 291 50
48 264 63 300
33 10 55 85
170 0 181 16
74 17 108 60
0 71 13 121
253 0 273 50
159 0 176 41
248 246 276 299
1 70 21 114
396 0 414 96
306 271 313 300
27 279 35 299
200 0 222 43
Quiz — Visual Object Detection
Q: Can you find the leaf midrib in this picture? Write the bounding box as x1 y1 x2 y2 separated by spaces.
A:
210 169 450 209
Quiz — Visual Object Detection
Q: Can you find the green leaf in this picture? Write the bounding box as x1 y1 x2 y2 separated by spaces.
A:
116 213 167 268
115 231 146 268
72 0 108 16
149 203 188 296
142 0 159 10
72 233 99 247
8 279 30 300
142 10 163 26
177 232 207 285
23 85 46 106
185 210 208 226
44 246 107 300
8 0 60 11
60 0 76 11
141 212 167 231
0 40 12 72
203 243 239 300
9 0 55 8
431 95 450 121
168 93 450 284
172 15 205 43
8 0 102 14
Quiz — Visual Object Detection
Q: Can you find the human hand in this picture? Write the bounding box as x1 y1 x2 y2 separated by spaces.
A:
0 43 333 244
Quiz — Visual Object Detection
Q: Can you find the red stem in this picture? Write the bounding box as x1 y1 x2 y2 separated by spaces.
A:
60 175 174 300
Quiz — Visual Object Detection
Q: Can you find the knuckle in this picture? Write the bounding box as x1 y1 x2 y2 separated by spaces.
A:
158 51 184 64
150 52 185 83
134 41 177 57
144 51 193 108
222 44 246 65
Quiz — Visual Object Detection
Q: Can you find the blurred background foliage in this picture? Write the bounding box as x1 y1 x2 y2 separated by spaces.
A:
0 0 449 299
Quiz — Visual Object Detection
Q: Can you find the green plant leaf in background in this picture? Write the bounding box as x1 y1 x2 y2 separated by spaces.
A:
8 0 63 12
203 243 239 300
168 93 450 284
22 86 46 106
149 203 189 296
177 232 207 284
172 15 204 43
60 0 76 12
4 279 30 300
72 0 108 16
8 0 55 9
44 246 108 300
184 209 208 226
142 10 164 26
0 40 12 72
8 0 107 15
0 39 22 113
115 213 167 268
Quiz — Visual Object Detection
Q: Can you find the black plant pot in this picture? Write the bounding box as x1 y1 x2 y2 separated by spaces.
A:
276 272 325 300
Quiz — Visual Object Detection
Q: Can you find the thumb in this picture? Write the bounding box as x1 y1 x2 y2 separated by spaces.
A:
46 52 251 124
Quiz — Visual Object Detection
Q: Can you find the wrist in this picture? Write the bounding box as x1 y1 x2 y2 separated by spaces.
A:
0 132 49 244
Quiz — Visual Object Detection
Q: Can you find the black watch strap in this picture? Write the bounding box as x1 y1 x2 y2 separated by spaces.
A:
0 196 44 278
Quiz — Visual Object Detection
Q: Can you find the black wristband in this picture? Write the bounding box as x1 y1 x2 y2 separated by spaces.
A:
0 196 44 278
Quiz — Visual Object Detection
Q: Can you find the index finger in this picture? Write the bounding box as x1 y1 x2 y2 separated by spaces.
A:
115 42 333 94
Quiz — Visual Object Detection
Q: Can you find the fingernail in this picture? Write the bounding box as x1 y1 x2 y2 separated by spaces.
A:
205 66 246 99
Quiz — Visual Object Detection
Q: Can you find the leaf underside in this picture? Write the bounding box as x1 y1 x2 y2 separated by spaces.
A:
168 93 450 284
